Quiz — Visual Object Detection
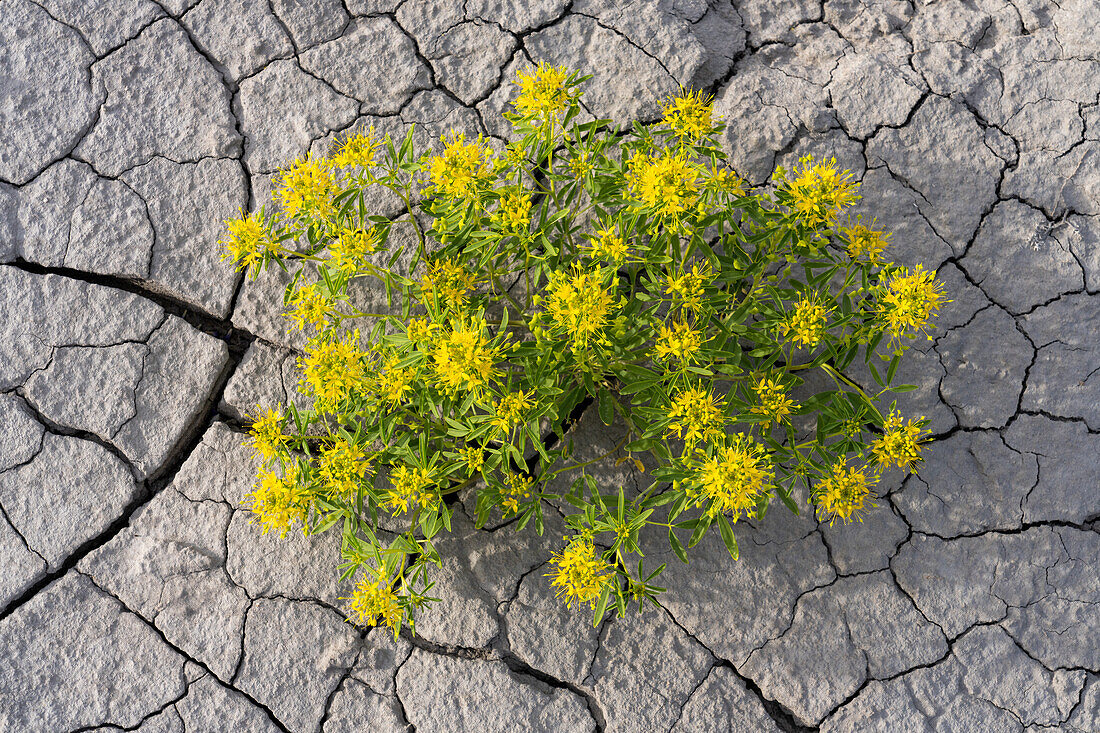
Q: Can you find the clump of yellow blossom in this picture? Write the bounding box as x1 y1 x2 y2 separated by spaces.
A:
514 63 572 120
545 268 614 348
547 537 614 608
319 438 370 500
815 462 875 524
287 282 331 331
300 331 367 408
707 164 746 197
780 156 859 228
655 320 705 365
248 407 287 461
330 129 380 169
462 445 484 474
329 226 381 275
427 133 493 201
501 472 533 515
665 262 712 313
386 464 437 514
877 265 945 342
406 317 436 344
278 154 336 221
844 222 889 263
377 352 415 404
432 320 498 394
587 226 629 263
752 376 798 423
247 463 310 536
493 390 532 433
662 89 717 141
627 150 701 223
221 212 277 273
494 190 532 236
421 258 476 309
692 436 773 520
783 297 831 349
871 411 926 470
666 386 724 450
347 573 402 631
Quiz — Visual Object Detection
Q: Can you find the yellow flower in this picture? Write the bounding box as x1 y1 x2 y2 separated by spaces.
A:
707 165 746 197
300 331 367 408
386 464 436 514
666 386 725 450
545 268 615 348
844 222 889 263
421 258 476 309
546 537 614 609
751 377 798 423
783 297 830 349
662 89 717 141
587 226 629 263
427 133 493 200
347 574 402 631
665 262 712 313
330 129 380 169
493 390 532 433
877 265 945 341
494 190 531 236
406 317 436 344
501 472 533 515
569 153 593 179
871 412 926 470
691 436 773 520
462 445 484 474
655 320 705 365
377 352 415 404
432 320 498 394
221 211 277 273
329 226 381 275
627 150 701 223
514 63 572 120
247 406 287 462
247 463 311 536
319 438 370 500
780 155 859 228
815 462 875 524
277 154 337 221
287 282 331 331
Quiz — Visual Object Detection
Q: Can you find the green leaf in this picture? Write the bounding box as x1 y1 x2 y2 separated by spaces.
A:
598 388 615 426
668 527 688 564
716 514 739 561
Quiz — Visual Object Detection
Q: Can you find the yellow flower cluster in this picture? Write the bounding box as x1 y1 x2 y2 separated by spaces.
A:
278 155 336 221
221 212 277 272
662 90 717 141
666 386 724 449
844 223 889 263
330 129 380 170
432 320 498 394
421 258 476 309
386 464 436 514
627 150 701 222
319 438 369 500
247 463 310 536
377 352 415 404
665 262 712 313
815 462 875 524
501 472 533 515
248 407 287 461
462 445 484 474
494 190 531 236
493 390 532 433
300 331 367 408
514 63 571 120
347 574 402 631
783 297 830 349
547 538 614 609
871 412 926 470
655 320 704 365
329 226 381 275
693 436 773 520
878 265 945 341
287 282 331 331
587 227 629 263
427 133 493 200
545 268 614 348
781 156 859 228
751 377 797 423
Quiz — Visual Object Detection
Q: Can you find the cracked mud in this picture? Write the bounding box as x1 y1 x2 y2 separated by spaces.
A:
1 0 1098 730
